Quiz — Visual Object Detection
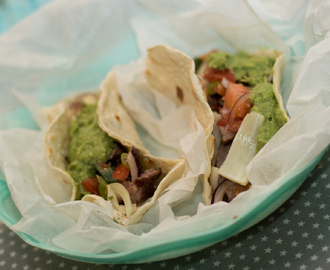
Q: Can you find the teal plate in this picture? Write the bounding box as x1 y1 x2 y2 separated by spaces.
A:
0 0 326 265
0 149 325 264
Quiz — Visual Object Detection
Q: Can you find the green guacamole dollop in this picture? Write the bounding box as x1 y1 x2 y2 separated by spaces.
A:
207 51 275 86
66 103 116 196
205 50 287 152
250 80 287 152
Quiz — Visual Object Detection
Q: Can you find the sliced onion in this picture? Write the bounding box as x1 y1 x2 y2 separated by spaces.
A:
218 111 264 186
108 183 136 217
127 146 142 182
211 182 227 204
221 77 229 89
121 153 129 167
210 166 220 192
211 180 250 204
211 112 222 166
220 107 230 117
81 194 111 209
226 92 252 131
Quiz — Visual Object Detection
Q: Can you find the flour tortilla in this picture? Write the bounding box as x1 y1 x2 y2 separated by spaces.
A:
44 71 185 226
145 44 289 205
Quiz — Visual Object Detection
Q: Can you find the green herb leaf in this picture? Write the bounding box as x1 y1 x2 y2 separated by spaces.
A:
207 82 220 96
193 57 203 73
95 176 108 199
98 184 107 199
93 163 120 184
121 153 129 168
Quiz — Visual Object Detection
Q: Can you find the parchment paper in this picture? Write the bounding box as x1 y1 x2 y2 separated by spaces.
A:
0 0 330 254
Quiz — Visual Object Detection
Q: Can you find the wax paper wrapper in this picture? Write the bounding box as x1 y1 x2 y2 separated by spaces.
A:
0 0 330 258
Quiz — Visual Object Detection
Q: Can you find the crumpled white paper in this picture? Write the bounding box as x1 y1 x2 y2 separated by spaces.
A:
0 0 330 257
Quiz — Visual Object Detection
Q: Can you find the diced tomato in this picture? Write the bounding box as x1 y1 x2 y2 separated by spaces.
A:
217 82 252 134
217 111 229 127
223 83 251 121
222 83 250 111
82 176 100 196
214 83 226 96
227 119 243 133
204 68 236 83
217 117 243 133
112 164 130 182
217 117 227 127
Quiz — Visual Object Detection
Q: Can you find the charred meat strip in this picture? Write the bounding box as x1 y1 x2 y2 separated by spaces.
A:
122 149 162 205
136 168 162 184
212 179 250 203
216 142 232 168
122 178 156 206
108 143 126 168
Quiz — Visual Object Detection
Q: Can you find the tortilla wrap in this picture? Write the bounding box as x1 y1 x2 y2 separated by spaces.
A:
144 44 289 205
44 71 185 226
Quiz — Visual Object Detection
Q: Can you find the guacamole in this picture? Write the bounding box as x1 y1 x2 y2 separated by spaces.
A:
207 51 275 86
250 80 287 152
66 103 116 196
203 51 287 151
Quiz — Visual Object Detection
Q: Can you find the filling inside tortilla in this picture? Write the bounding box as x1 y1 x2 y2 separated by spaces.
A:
195 51 288 204
66 102 162 205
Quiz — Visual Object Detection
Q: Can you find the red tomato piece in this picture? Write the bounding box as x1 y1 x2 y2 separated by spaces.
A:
217 111 229 127
217 117 242 133
204 68 236 83
228 119 243 133
218 82 252 134
222 83 250 111
81 176 100 196
112 164 130 182
217 117 227 127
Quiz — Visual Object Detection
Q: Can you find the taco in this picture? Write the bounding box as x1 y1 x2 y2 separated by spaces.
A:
44 71 185 226
144 45 289 206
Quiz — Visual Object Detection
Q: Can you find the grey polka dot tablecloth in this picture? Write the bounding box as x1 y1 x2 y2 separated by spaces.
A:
1 147 330 270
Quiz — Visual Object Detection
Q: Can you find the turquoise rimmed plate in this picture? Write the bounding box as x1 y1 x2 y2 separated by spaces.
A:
0 148 325 264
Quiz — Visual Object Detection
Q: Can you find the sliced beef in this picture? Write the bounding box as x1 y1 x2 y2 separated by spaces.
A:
122 179 155 206
219 126 235 144
214 142 232 188
132 180 155 206
121 167 161 205
108 143 126 167
121 181 139 201
216 142 232 168
135 168 162 185
212 180 250 203
207 95 223 112
212 139 249 203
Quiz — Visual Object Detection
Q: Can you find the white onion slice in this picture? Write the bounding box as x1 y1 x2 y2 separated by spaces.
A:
221 77 229 89
218 111 264 185
210 166 220 192
108 183 136 218
127 151 139 182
